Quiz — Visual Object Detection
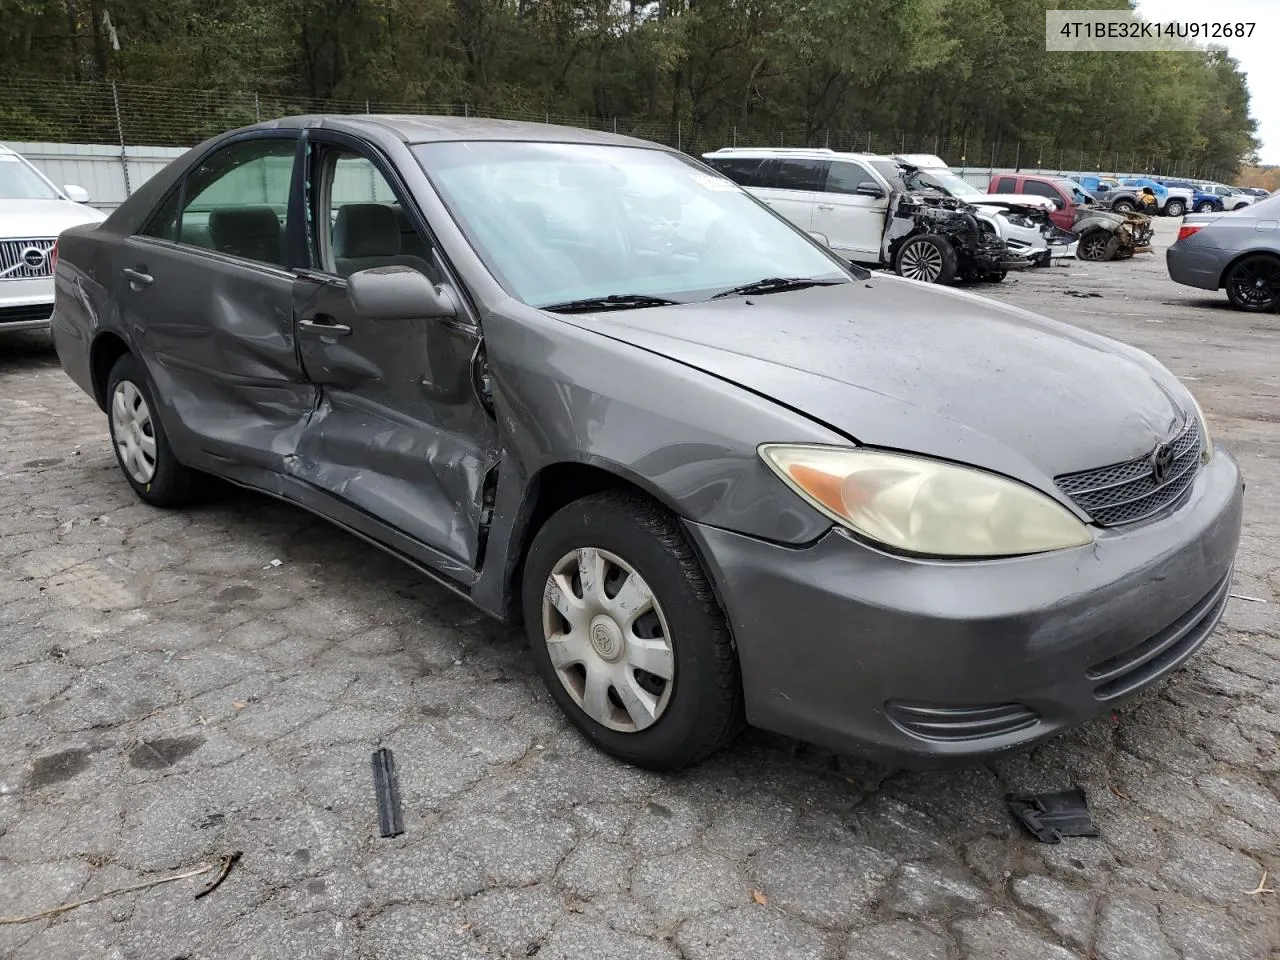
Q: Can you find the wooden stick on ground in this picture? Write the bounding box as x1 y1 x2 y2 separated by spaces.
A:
0 860 219 925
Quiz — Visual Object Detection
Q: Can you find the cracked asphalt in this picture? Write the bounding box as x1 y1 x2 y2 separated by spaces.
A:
1 217 1277 959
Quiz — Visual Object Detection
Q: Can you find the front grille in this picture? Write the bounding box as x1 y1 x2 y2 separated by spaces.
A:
1087 571 1231 700
0 303 53 326
1055 421 1201 526
0 238 56 280
885 701 1039 742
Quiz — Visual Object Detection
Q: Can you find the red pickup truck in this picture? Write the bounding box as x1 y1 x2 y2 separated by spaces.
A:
987 173 1155 261
986 174 1100 231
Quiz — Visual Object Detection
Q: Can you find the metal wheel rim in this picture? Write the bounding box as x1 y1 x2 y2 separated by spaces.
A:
541 547 675 733
110 379 158 484
1230 259 1280 309
900 240 943 282
1167 203 1184 216
1080 234 1107 260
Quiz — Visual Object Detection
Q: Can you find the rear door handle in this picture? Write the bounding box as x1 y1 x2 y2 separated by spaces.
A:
817 204 835 211
121 267 153 287
299 316 352 337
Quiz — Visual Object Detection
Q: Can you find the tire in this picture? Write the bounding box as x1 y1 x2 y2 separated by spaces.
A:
1194 201 1215 213
1076 229 1120 262
893 234 958 284
1164 199 1186 218
1223 254 1280 313
1112 199 1137 214
521 491 744 770
1033 251 1052 268
105 354 207 507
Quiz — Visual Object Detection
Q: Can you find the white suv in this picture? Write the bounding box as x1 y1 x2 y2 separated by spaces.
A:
701 148 898 262
1 145 105 333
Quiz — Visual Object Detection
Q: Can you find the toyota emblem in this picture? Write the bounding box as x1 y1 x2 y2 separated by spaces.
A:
1150 441 1176 483
20 246 47 269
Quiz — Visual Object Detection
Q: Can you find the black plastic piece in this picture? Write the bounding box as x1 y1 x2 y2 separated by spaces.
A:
1006 788 1099 843
371 748 404 838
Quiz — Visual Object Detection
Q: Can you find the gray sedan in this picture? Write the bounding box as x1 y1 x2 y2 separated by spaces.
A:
50 117 1241 770
1167 194 1280 311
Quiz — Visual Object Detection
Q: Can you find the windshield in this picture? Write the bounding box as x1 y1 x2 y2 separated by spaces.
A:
918 170 982 198
0 153 61 200
415 141 848 308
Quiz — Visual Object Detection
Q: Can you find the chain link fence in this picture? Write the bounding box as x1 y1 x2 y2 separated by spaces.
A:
0 76 1233 186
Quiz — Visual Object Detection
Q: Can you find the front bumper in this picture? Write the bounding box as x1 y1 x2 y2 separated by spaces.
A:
0 277 55 331
686 450 1243 766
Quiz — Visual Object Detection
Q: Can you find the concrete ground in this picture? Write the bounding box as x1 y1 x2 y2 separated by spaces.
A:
0 217 1276 959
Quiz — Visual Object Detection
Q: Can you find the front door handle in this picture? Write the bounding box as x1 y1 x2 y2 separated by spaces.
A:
121 267 153 287
299 316 352 337
817 204 835 211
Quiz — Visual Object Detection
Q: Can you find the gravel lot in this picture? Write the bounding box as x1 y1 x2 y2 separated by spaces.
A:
1 217 1277 960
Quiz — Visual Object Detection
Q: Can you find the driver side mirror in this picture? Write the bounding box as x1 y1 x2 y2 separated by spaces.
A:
855 181 884 198
63 184 90 203
347 265 457 321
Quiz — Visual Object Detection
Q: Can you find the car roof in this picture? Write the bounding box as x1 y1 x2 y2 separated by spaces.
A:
700 147 885 162
245 114 665 149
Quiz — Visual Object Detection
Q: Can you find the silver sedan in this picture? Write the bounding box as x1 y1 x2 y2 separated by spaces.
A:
1167 194 1280 312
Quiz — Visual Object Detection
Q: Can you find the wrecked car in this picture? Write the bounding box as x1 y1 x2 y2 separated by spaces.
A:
989 173 1154 262
1074 207 1156 261
51 117 1241 771
880 167 1033 283
893 161 1077 267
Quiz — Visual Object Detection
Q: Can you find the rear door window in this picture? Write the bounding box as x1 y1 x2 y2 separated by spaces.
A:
775 159 829 193
706 157 778 189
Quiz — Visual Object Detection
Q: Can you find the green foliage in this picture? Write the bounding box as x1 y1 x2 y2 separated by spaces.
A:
0 0 1258 175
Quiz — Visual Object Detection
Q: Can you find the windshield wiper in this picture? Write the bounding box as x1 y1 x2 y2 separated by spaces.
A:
540 293 679 313
711 277 842 300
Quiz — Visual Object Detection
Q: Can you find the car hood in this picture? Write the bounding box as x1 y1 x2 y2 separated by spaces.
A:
971 194 1055 212
567 279 1190 496
0 198 106 238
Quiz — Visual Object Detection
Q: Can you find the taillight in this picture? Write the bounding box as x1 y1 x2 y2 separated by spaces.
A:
1176 225 1202 242
49 239 58 272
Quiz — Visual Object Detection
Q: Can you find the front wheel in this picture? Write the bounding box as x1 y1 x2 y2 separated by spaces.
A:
893 234 958 284
1224 254 1280 312
1164 199 1186 218
521 491 744 770
1112 199 1137 214
1194 201 1216 213
106 354 207 507
1076 229 1119 262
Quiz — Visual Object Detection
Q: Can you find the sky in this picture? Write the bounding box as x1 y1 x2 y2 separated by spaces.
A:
1133 0 1279 164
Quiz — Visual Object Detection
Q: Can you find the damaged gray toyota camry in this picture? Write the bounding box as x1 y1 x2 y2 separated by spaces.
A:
51 117 1242 770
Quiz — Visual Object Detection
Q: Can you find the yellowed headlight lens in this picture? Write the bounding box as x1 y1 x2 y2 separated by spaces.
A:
760 444 1093 558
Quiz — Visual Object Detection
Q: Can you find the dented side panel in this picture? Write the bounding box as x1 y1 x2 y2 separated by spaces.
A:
290 276 499 567
113 237 315 471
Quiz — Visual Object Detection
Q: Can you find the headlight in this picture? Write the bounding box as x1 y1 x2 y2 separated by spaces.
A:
759 445 1093 558
1186 392 1214 463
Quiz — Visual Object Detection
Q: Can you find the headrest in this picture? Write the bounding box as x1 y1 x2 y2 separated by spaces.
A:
207 206 280 249
334 203 400 259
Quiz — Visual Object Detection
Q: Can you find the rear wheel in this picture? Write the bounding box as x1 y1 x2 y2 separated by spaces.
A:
1076 229 1119 262
106 354 207 507
1164 199 1186 218
1224 254 1280 312
893 234 958 284
521 491 744 770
